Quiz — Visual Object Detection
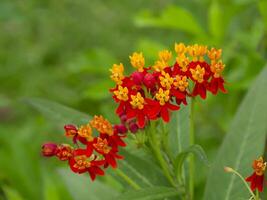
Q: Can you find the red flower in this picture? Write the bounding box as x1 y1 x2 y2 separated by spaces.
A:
69 149 105 181
146 88 179 122
42 142 58 157
246 157 266 192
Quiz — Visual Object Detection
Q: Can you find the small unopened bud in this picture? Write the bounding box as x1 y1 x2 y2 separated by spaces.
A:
131 71 144 85
143 73 156 88
64 124 78 137
119 114 127 124
114 124 128 134
224 166 234 173
42 143 58 157
129 122 139 133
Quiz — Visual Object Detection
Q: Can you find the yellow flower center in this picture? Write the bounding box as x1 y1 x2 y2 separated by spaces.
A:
176 54 189 72
190 65 205 83
130 92 145 110
73 155 91 170
210 60 225 78
129 52 145 72
155 88 170 106
173 75 189 92
93 137 111 154
159 72 173 90
187 44 207 61
153 60 167 72
78 124 94 141
175 43 187 55
110 63 124 85
114 85 129 101
253 157 266 176
90 115 113 136
208 48 222 61
158 50 172 62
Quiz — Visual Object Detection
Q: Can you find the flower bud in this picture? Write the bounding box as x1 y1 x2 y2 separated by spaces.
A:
131 71 144 85
143 73 156 88
224 166 234 173
42 143 58 157
120 113 127 124
114 124 128 134
129 122 139 133
64 124 78 137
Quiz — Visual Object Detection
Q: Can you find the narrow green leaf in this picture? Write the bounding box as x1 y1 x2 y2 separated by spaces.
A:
258 0 267 29
204 66 267 199
168 99 191 157
135 6 205 36
116 187 183 200
2 186 25 200
116 149 169 187
25 98 90 125
208 1 224 41
58 169 119 200
174 144 209 180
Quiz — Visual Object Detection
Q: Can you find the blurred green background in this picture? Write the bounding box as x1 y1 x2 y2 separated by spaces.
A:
0 0 266 199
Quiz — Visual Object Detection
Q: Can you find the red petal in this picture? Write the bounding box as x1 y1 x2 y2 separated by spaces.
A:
105 154 117 168
137 112 146 128
161 106 169 122
167 103 180 111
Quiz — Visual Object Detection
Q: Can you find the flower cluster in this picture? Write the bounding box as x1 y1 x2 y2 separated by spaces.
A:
42 115 127 180
110 43 227 130
246 157 266 192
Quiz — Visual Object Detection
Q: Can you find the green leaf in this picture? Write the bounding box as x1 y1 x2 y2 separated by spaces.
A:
258 0 267 29
116 186 183 200
116 149 169 187
58 169 119 200
135 6 205 36
25 98 90 125
204 66 267 199
208 1 224 42
168 99 191 158
174 144 209 180
2 186 25 200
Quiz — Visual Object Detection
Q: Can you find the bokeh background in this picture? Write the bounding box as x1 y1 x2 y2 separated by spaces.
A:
0 0 266 199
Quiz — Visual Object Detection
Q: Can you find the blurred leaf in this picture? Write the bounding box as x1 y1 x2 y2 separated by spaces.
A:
25 98 90 125
174 144 209 180
168 100 191 157
117 149 169 187
116 186 183 200
43 174 60 200
2 186 25 200
135 6 205 36
83 80 113 100
258 0 267 29
208 1 224 42
58 169 119 200
204 66 267 199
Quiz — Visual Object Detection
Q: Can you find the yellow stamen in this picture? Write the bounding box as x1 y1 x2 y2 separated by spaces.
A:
78 124 94 141
210 60 225 78
208 48 222 61
176 54 189 72
187 44 207 61
190 65 205 83
113 85 129 101
175 43 187 55
173 75 189 92
155 88 170 106
153 60 167 72
93 137 111 154
159 72 173 90
73 155 91 170
109 63 124 85
158 50 172 62
129 52 145 72
130 92 145 110
90 115 113 136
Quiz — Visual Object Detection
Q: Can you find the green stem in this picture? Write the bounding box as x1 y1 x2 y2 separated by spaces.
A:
256 190 259 200
148 121 176 187
115 168 141 190
225 167 256 199
189 99 195 200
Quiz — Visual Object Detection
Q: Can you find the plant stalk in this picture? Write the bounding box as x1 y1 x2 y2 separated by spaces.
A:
115 168 141 190
189 99 195 200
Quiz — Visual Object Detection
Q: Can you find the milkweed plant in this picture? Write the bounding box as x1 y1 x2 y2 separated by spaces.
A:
41 43 265 200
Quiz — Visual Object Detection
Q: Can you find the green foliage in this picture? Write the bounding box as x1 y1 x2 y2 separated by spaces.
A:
204 66 267 199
